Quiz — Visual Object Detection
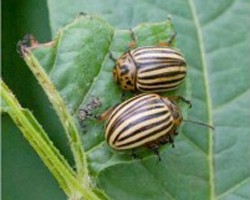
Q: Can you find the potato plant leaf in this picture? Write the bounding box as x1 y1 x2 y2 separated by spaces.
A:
19 14 192 200
17 0 250 198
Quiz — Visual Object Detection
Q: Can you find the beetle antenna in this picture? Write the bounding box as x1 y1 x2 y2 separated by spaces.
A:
183 119 215 130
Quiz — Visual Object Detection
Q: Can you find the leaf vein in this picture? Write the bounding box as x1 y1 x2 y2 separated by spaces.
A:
140 163 177 200
203 0 235 27
188 0 215 199
217 177 250 199
214 89 250 112
181 132 207 155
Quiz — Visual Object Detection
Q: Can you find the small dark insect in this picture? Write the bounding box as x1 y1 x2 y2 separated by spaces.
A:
99 93 214 161
78 98 102 121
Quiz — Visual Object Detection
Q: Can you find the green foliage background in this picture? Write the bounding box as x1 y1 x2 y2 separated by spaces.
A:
2 0 250 200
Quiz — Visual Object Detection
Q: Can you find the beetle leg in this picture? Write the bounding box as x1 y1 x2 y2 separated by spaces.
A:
147 143 162 161
178 96 192 108
169 96 192 108
166 31 177 46
158 135 169 145
109 51 116 62
157 15 176 47
128 28 137 50
158 134 175 148
158 31 177 47
168 135 175 148
131 149 142 160
120 92 126 101
132 90 140 96
98 104 119 121
153 148 161 162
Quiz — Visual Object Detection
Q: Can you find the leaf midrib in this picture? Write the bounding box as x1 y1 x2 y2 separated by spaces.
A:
188 0 215 200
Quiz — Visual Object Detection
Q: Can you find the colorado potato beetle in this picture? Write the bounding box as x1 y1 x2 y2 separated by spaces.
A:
99 93 214 160
112 31 187 92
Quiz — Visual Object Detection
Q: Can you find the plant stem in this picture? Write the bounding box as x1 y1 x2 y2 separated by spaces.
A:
21 44 88 183
1 80 101 200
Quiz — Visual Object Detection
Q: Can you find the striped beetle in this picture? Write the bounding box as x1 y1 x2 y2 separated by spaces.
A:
112 30 187 93
99 93 214 160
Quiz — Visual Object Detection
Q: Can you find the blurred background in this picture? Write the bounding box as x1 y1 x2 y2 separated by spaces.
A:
2 0 69 199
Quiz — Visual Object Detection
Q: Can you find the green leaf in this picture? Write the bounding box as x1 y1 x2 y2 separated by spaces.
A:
45 0 250 200
28 14 189 158
6 0 249 200
20 13 190 199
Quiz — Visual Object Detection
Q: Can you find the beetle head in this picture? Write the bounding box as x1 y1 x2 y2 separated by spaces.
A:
113 52 136 91
162 98 183 127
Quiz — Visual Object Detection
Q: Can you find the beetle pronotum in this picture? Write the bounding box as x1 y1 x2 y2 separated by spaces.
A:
99 93 214 160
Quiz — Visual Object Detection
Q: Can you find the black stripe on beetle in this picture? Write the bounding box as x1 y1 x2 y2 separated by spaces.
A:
113 46 187 92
